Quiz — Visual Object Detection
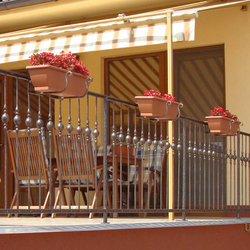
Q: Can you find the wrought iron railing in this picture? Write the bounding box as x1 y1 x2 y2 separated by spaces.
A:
0 68 249 223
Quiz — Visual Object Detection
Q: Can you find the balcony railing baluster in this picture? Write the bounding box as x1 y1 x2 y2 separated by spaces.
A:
182 118 187 221
47 94 54 209
177 119 181 210
2 74 9 210
14 77 20 210
198 124 202 210
203 124 206 209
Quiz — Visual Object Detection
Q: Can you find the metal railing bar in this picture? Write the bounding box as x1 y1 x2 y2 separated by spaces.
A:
0 69 30 80
88 91 138 106
180 115 208 125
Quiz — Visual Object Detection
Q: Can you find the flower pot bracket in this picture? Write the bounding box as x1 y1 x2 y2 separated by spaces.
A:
46 71 93 99
206 116 242 136
222 119 242 135
135 96 183 120
27 65 93 98
159 100 183 121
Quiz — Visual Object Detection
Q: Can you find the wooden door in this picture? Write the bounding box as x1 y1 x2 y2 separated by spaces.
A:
173 45 225 210
105 52 166 142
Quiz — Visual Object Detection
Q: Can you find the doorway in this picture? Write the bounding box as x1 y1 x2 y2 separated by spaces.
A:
105 45 225 210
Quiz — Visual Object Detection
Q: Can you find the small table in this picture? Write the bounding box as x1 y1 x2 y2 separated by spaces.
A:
97 155 142 218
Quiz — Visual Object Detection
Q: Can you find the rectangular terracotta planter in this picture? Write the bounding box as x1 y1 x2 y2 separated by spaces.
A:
206 116 241 135
135 96 181 120
26 65 90 98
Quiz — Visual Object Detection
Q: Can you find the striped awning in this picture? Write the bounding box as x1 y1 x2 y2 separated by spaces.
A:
0 17 195 64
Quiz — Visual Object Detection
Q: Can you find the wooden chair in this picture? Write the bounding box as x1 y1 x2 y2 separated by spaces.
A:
140 145 166 212
7 128 52 218
52 128 111 218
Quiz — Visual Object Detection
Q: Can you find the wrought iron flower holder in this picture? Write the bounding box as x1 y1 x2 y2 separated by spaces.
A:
135 96 183 121
26 65 93 98
205 116 242 136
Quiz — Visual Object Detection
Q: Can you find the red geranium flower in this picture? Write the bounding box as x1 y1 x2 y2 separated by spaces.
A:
29 51 89 76
143 89 175 101
210 106 238 121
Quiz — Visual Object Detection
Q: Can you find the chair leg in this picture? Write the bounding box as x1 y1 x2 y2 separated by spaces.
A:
51 190 61 218
40 189 51 218
107 185 112 210
89 173 104 219
69 189 78 218
7 192 17 218
88 193 97 219
143 173 154 218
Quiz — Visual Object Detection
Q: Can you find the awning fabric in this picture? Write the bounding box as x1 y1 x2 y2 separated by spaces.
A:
0 19 195 64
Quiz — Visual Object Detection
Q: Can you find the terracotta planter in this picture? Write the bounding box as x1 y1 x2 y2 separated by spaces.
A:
206 116 241 135
135 96 182 120
26 65 91 98
114 145 134 157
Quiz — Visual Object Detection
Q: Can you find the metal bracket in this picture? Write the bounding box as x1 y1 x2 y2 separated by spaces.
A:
220 119 242 136
157 101 183 121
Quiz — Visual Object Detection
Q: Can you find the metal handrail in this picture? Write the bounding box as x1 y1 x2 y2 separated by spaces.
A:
0 68 30 80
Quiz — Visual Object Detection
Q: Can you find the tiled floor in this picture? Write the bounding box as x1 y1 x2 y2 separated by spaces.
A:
1 216 250 234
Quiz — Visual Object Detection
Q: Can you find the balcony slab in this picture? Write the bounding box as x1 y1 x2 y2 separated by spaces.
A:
0 216 250 234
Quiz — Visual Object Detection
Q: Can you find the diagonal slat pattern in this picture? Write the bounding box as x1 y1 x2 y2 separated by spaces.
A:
178 56 224 120
109 56 160 103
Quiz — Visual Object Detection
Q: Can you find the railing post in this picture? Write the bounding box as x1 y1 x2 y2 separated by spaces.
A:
168 120 174 220
182 119 187 220
166 10 175 221
102 97 108 224
237 131 241 219
2 74 9 209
